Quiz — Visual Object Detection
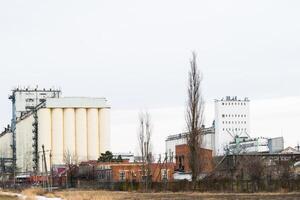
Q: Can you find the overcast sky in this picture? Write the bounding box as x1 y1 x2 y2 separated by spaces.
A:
0 1 299 154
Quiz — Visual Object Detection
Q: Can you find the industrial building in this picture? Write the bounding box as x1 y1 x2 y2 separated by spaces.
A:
214 96 250 155
175 144 213 180
9 87 61 119
165 125 215 162
78 161 175 183
0 126 12 159
227 136 284 154
166 96 285 157
268 137 285 153
0 87 111 173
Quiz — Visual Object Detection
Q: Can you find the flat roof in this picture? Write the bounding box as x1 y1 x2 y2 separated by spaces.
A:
45 97 110 108
215 96 250 102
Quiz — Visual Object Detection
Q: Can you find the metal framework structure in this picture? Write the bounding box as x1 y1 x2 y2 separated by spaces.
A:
32 110 39 173
214 153 300 173
8 92 16 173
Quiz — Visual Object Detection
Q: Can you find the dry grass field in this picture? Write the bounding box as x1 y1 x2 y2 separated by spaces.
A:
0 195 18 200
48 190 300 200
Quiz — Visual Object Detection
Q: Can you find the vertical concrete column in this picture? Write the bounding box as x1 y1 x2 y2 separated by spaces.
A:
37 108 52 172
75 108 88 162
63 108 76 157
98 108 111 154
52 108 64 165
87 108 99 160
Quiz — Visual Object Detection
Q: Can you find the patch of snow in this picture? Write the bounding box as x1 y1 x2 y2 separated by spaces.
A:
36 196 61 200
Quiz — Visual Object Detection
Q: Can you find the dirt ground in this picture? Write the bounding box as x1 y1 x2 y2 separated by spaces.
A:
2 190 300 200
49 190 300 200
0 195 18 200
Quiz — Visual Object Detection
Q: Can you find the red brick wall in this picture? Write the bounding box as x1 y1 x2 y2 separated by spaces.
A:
175 144 213 173
97 162 175 182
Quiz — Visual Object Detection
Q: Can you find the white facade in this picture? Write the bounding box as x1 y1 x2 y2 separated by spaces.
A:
214 96 250 155
228 137 269 154
11 88 61 118
13 97 110 172
165 133 188 160
0 131 12 158
16 114 34 172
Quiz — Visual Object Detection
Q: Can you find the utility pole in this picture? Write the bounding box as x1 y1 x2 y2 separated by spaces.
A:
49 151 52 192
154 154 162 181
161 152 168 190
42 145 49 191
41 155 44 189
170 152 174 163
296 142 300 152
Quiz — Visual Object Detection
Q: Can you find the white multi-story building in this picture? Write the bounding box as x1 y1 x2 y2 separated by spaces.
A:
9 87 61 119
214 96 250 155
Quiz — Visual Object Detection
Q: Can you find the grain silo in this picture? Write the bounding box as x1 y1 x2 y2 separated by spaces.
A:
14 97 110 173
0 127 13 159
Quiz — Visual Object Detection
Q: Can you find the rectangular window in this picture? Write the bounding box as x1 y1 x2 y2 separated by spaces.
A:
119 171 126 181
161 169 168 180
25 98 34 102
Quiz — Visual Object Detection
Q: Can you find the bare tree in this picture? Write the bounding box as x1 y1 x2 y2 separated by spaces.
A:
277 162 292 189
63 150 78 188
186 52 205 187
239 156 265 191
63 149 78 166
137 111 152 191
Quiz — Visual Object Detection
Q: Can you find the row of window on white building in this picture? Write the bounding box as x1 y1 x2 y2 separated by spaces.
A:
222 121 247 124
222 114 247 118
222 102 247 106
223 128 247 131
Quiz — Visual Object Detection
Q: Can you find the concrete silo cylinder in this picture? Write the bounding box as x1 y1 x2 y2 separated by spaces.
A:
87 108 99 160
63 108 76 156
37 108 52 171
98 108 111 154
75 108 88 162
51 108 64 165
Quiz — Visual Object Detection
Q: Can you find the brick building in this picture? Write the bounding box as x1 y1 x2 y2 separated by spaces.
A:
78 161 175 182
175 144 213 174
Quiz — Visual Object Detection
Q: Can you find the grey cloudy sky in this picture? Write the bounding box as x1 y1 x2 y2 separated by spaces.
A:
0 1 299 154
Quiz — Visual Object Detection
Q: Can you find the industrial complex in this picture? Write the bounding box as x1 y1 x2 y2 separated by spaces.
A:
0 89 299 188
165 96 285 159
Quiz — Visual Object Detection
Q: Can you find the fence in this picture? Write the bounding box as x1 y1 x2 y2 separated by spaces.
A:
69 178 300 193
1 176 300 193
